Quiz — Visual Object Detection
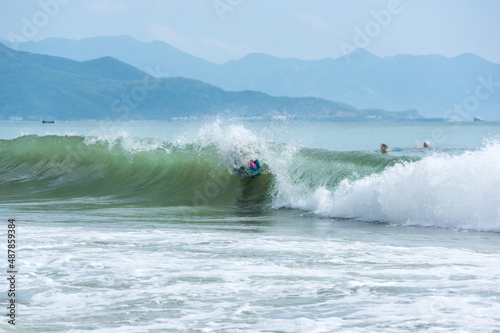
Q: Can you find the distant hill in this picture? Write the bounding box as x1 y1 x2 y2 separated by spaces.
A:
0 43 424 121
4 35 499 120
2 35 216 81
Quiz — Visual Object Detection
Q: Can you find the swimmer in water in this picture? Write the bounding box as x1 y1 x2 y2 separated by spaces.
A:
415 141 430 149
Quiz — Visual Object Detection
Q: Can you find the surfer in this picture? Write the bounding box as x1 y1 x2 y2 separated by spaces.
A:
234 159 262 177
380 143 390 153
415 141 430 149
248 159 260 171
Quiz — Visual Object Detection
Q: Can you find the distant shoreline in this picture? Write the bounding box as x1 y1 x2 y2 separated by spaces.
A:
0 117 478 123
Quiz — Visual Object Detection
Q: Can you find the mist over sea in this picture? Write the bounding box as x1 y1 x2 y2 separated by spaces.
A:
1 120 500 332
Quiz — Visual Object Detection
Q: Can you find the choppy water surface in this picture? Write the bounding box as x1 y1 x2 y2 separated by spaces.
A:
1 120 500 332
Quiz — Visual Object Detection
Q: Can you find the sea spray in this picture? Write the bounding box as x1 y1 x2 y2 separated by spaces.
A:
279 140 500 232
192 119 263 168
1 122 499 232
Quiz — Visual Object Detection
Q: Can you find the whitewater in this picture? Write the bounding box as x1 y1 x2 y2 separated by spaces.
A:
1 120 500 332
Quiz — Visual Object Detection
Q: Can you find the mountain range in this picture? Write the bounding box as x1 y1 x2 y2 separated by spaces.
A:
3 35 499 120
0 42 423 121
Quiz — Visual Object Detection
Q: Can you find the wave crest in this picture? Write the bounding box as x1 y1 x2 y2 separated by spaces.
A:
1 123 499 232
277 141 500 232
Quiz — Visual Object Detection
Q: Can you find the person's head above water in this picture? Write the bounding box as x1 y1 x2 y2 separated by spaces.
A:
416 141 430 149
381 144 390 153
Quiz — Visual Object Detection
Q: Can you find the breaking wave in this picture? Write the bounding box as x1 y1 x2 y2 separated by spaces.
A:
1 122 498 232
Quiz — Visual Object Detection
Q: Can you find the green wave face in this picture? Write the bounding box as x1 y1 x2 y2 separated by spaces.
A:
0 135 269 208
0 135 408 209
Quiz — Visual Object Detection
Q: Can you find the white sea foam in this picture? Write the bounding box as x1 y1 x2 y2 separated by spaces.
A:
190 119 265 167
84 124 168 156
13 213 500 332
276 140 500 232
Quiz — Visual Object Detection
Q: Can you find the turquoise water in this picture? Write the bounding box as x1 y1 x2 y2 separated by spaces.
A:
1 120 500 332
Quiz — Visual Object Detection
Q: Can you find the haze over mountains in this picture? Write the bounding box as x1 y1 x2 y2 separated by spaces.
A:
0 42 423 121
4 35 500 120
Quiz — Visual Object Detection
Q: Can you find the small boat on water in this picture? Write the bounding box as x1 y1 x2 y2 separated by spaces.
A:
42 120 55 123
474 116 484 122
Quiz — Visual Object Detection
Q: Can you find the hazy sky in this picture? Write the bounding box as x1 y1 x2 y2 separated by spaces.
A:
1 0 499 64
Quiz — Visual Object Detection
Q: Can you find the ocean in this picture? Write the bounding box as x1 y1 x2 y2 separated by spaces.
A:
1 120 500 332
